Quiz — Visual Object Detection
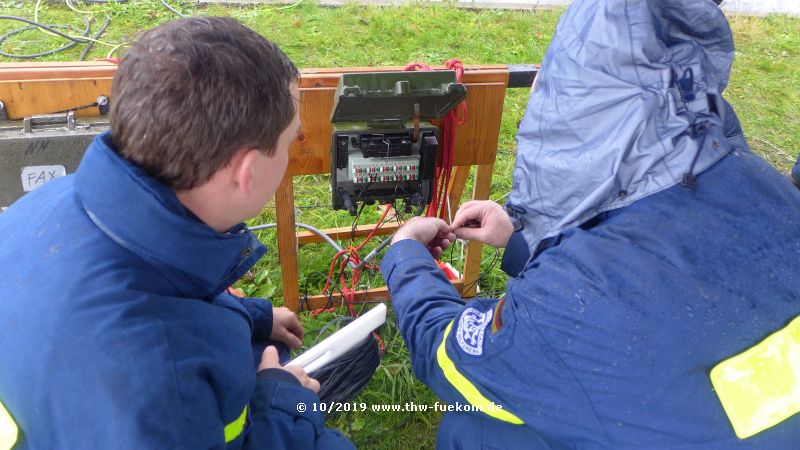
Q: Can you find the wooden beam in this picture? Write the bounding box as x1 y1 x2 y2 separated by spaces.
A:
298 65 509 88
275 175 300 311
452 82 507 167
461 164 495 298
296 222 401 246
301 279 465 311
0 78 113 119
0 62 118 81
444 165 472 224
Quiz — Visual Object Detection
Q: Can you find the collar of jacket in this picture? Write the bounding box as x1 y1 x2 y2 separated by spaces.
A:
74 131 267 301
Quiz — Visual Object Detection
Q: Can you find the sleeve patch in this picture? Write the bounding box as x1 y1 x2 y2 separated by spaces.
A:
456 307 493 356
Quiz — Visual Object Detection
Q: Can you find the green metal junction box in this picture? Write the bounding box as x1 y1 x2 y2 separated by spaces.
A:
329 70 467 214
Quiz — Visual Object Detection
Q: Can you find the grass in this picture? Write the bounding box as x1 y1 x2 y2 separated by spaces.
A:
1 2 798 448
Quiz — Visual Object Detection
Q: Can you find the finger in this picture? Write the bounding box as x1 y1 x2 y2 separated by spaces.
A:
454 227 483 242
429 218 452 233
281 365 307 386
305 376 321 393
286 313 304 341
428 238 445 249
258 346 280 371
287 367 320 393
451 203 483 228
429 246 443 259
436 230 458 242
456 199 485 211
279 329 303 350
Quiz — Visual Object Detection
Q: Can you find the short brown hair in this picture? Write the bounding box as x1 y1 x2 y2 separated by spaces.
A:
110 17 299 190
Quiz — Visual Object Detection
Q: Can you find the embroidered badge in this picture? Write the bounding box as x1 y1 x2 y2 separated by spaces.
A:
455 307 493 356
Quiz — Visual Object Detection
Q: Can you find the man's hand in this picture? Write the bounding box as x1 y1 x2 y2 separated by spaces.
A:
451 200 514 248
391 217 456 259
258 346 320 392
270 307 303 350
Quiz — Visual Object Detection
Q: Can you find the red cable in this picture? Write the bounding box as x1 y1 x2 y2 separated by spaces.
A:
355 206 391 252
320 205 392 315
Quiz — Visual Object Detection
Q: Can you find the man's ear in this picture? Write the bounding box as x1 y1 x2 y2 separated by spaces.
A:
232 148 260 194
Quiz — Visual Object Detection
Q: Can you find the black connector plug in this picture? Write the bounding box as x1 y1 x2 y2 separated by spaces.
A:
340 189 357 216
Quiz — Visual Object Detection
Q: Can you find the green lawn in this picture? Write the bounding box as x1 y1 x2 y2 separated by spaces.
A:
1 2 798 448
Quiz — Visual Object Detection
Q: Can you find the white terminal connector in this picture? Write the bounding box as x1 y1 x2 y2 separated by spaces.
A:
350 156 421 184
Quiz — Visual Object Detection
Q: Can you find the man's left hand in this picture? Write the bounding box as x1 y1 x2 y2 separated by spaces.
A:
270 307 304 350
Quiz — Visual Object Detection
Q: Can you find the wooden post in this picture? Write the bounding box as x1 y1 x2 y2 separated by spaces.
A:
445 165 472 224
275 175 300 311
461 164 495 298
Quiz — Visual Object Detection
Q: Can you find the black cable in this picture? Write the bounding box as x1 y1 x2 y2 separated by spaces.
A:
350 201 366 243
48 100 100 115
460 247 501 296
0 15 91 59
349 176 376 243
160 0 187 18
79 15 110 61
300 271 339 312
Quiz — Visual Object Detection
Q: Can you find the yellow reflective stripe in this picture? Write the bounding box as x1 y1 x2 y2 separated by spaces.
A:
0 401 18 450
710 315 800 439
436 322 524 425
223 405 248 443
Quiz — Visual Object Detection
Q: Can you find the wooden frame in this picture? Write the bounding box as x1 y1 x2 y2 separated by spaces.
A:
279 65 508 310
0 62 510 311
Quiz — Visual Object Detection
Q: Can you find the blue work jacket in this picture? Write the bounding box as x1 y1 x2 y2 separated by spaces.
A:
382 148 800 449
0 132 353 449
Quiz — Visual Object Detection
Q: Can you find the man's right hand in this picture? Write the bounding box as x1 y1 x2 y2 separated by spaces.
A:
391 217 456 259
451 200 514 248
258 346 320 392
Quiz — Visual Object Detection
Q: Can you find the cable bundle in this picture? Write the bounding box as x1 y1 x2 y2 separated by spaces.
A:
321 206 390 313
403 59 468 220
0 0 187 60
310 333 381 410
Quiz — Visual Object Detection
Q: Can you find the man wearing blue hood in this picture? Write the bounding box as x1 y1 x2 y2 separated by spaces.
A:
0 17 353 450
381 0 800 448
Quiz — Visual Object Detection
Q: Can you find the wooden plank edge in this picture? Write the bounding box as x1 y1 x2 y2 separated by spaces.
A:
300 279 465 311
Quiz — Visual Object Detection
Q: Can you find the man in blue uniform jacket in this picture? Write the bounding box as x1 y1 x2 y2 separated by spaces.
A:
0 17 353 449
381 0 800 448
